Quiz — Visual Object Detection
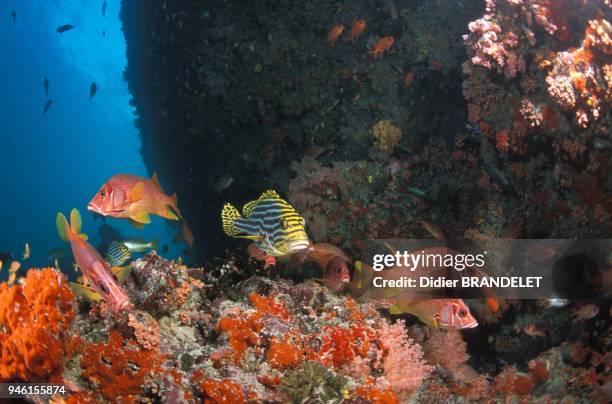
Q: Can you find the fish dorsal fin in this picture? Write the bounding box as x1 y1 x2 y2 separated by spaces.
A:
129 182 145 203
259 189 280 200
70 208 82 235
222 203 242 236
242 200 258 218
56 212 70 242
151 172 164 193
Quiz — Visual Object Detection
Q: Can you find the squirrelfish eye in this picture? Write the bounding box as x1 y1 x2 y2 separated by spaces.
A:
98 281 109 295
458 309 467 318
100 190 106 197
336 267 341 275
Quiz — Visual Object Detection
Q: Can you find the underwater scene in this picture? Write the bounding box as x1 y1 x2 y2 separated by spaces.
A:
0 0 610 402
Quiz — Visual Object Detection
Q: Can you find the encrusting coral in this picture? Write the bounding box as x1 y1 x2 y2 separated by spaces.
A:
80 329 166 402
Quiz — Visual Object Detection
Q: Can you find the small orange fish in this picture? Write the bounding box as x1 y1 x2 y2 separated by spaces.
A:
327 24 344 45
8 261 20 273
348 19 366 41
523 323 547 338
486 297 500 313
371 36 394 59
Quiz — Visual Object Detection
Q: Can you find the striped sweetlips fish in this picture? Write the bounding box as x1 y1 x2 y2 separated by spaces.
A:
221 190 312 257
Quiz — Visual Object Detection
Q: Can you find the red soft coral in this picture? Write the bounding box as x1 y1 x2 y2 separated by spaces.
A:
0 268 75 382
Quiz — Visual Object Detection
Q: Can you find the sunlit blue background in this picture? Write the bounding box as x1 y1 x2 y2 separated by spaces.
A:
0 0 186 277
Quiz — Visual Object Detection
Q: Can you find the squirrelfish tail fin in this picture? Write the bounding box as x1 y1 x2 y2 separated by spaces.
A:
165 193 181 221
222 203 242 236
56 212 71 242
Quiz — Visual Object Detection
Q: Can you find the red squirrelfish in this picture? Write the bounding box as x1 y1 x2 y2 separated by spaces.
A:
307 243 352 292
56 208 133 311
321 256 351 292
386 295 478 329
88 173 194 246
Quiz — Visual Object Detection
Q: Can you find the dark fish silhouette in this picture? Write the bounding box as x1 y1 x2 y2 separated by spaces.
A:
44 77 49 97
102 30 106 37
102 1 107 17
56 24 75 34
89 82 97 99
43 99 53 114
11 10 16 24
0 251 13 263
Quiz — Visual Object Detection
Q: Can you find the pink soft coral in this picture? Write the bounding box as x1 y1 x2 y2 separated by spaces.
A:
380 320 433 395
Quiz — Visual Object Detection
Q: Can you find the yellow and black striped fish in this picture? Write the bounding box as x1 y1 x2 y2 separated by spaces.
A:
221 190 311 257
106 241 131 267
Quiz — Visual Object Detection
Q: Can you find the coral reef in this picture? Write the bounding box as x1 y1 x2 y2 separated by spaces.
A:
58 0 610 401
462 0 610 237
1 254 609 402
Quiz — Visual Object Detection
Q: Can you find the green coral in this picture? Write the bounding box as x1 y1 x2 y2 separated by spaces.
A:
279 361 347 403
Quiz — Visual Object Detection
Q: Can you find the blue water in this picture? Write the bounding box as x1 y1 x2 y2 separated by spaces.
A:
0 0 186 276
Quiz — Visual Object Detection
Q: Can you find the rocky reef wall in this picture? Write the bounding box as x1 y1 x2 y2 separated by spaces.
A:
120 0 481 260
